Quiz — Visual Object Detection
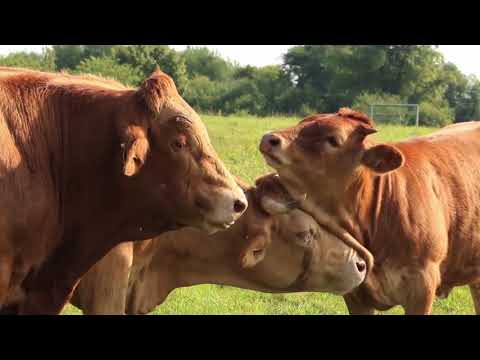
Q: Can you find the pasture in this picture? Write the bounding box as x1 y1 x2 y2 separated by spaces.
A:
62 114 475 315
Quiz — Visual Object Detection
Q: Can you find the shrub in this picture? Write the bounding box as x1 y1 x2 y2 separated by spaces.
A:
0 49 55 72
418 101 454 127
75 56 142 86
183 76 229 113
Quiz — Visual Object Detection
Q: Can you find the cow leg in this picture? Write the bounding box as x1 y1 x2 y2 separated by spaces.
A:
19 230 124 314
75 242 133 315
402 263 440 315
404 294 435 315
469 283 480 315
343 294 375 315
0 253 13 309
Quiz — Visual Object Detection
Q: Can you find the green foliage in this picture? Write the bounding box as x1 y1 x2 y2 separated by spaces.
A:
112 45 189 91
2 45 480 125
0 47 55 71
183 75 229 113
418 100 454 127
219 78 266 115
52 45 115 71
352 92 408 124
353 91 404 114
453 75 480 121
52 45 85 70
75 56 142 86
183 46 236 82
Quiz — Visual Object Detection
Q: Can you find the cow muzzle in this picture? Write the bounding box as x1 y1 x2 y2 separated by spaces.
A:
328 249 367 295
259 133 291 167
197 186 248 234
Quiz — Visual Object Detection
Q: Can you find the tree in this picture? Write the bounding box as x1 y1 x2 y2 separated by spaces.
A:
82 45 115 59
218 78 266 115
53 45 115 70
112 45 188 91
0 47 56 71
441 63 468 108
233 65 294 115
352 91 405 123
283 45 386 111
52 45 85 70
75 56 142 86
454 76 480 122
183 46 236 82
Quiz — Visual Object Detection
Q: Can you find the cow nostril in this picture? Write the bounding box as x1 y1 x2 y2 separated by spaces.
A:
268 136 281 147
233 199 247 213
356 261 366 272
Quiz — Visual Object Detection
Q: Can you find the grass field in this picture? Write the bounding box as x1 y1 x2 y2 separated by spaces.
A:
62 114 476 315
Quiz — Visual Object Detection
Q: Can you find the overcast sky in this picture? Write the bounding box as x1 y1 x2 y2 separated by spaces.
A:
1 45 479 77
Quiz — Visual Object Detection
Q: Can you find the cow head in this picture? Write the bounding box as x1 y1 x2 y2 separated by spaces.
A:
118 67 247 234
259 107 404 195
238 173 304 268
238 174 366 294
272 210 367 294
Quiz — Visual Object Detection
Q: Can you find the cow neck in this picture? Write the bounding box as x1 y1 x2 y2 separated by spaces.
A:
293 170 376 274
142 188 309 295
349 167 401 259
53 87 174 241
141 200 250 292
284 243 315 292
52 88 124 210
341 168 402 306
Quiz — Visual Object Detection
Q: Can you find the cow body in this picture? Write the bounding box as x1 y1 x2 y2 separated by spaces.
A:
0 67 246 314
354 122 480 313
260 108 480 314
71 175 367 314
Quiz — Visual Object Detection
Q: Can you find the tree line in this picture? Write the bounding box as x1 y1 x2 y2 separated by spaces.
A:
1 45 479 126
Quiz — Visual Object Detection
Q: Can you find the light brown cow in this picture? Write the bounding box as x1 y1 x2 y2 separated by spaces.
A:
260 108 480 315
71 174 367 314
0 67 247 314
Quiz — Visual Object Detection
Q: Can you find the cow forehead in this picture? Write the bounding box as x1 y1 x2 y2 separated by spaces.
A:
289 118 353 143
279 209 317 232
161 101 211 140
299 115 358 132
163 97 200 123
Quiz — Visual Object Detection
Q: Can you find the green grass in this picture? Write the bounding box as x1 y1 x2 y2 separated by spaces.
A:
62 115 475 315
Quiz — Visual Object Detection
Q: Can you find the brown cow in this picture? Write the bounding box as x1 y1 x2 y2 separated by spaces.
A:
70 174 367 314
0 67 247 314
260 108 480 315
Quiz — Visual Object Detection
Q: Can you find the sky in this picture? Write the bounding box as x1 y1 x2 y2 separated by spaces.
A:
1 45 480 77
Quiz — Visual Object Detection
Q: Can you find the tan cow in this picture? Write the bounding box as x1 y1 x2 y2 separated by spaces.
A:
260 108 480 315
71 174 367 314
0 67 246 314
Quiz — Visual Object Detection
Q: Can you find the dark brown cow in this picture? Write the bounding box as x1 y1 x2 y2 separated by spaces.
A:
260 108 480 314
0 67 247 314
70 174 366 314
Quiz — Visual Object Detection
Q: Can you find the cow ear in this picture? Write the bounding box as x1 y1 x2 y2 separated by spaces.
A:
255 174 306 215
138 67 176 115
351 124 377 144
361 144 404 174
121 129 150 177
260 195 302 215
240 235 268 269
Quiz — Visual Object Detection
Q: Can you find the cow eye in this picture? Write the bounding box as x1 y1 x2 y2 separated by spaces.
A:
175 116 192 128
326 136 340 147
174 141 183 149
171 138 186 151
